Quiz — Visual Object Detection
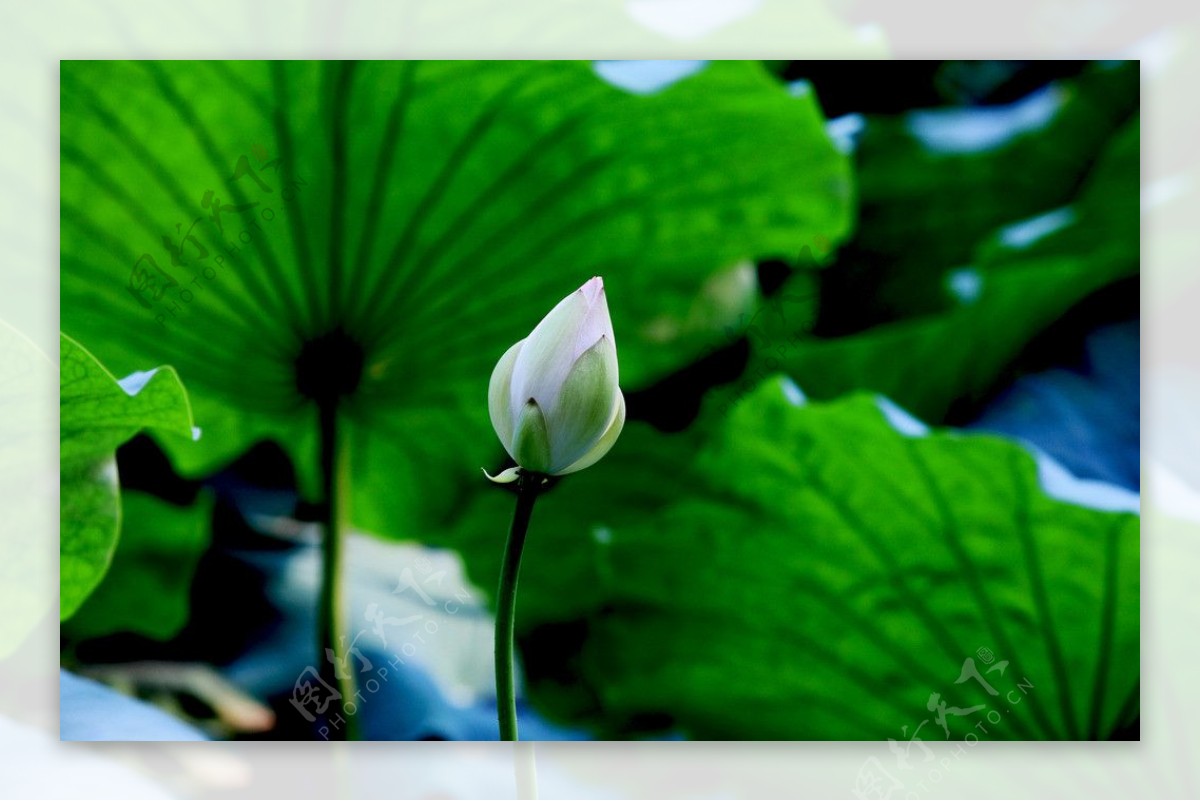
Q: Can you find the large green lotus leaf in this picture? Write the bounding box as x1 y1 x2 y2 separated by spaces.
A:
60 60 853 538
64 491 214 642
439 378 1139 739
746 113 1139 424
60 334 195 620
0 320 55 658
828 60 1137 323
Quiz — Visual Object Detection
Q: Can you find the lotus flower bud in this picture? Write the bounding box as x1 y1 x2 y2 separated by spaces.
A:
486 277 625 480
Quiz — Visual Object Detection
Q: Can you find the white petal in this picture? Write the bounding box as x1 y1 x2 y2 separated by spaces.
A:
545 335 619 471
510 286 588 413
511 398 552 473
579 275 604 305
573 278 616 364
488 339 524 455
556 390 625 475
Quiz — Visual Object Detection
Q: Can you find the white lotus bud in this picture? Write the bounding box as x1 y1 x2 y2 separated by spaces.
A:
486 277 625 480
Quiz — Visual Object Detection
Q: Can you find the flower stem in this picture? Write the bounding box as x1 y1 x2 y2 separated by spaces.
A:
318 399 359 740
495 470 542 741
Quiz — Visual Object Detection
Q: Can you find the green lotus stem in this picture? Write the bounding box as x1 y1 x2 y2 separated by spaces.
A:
495 470 542 741
318 399 360 740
